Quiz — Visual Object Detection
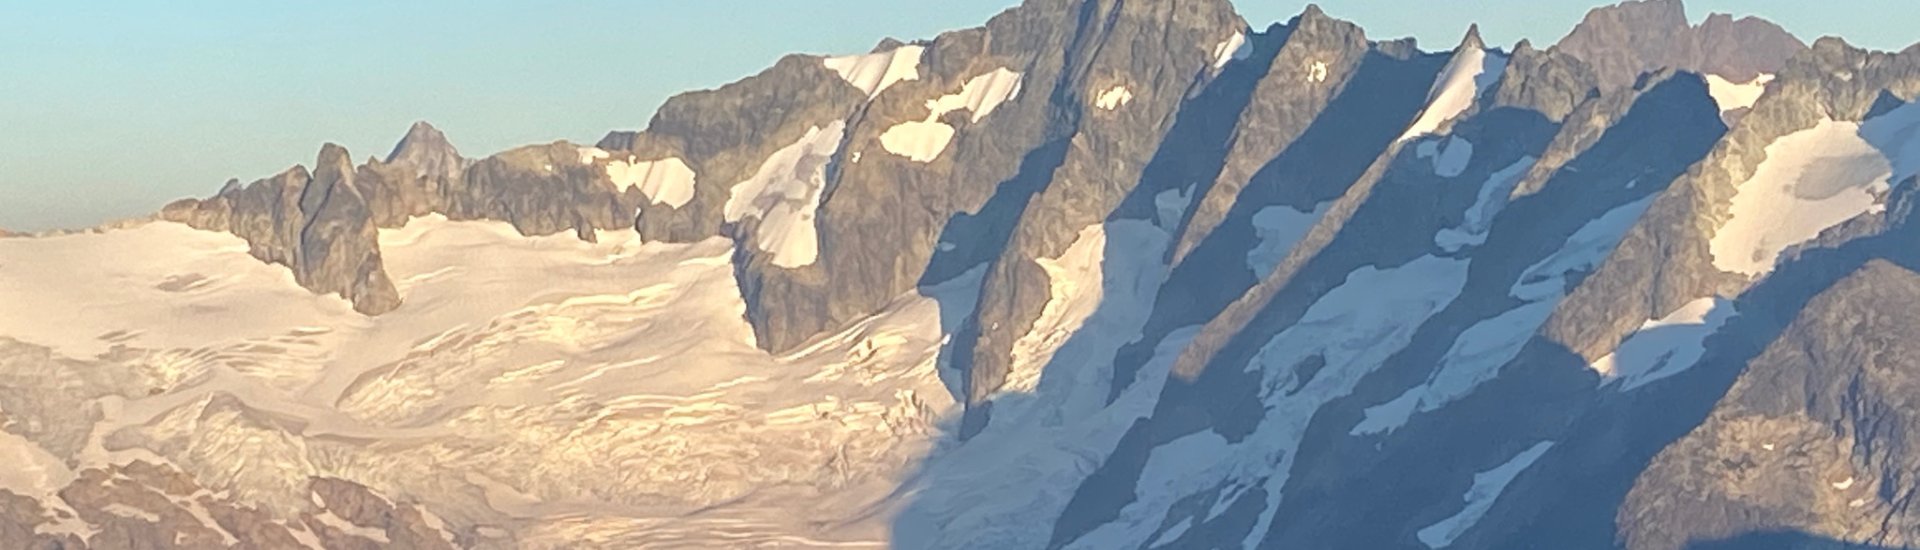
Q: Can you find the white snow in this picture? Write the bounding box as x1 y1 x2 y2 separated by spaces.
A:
879 120 955 163
897 221 1185 549
0 222 360 360
1594 297 1737 390
312 508 391 544
606 156 698 208
1512 195 1656 302
0 214 974 547
1361 194 1656 435
1416 441 1555 549
1246 203 1330 278
1704 74 1775 114
725 121 847 268
1068 255 1471 549
1154 187 1192 230
1865 99 1920 181
1001 221 1171 404
1306 60 1330 83
1708 107 1920 276
1095 85 1134 110
1834 476 1856 490
1354 300 1556 436
879 68 1023 162
0 421 74 499
1400 47 1509 141
823 45 926 99
1212 32 1251 69
1417 136 1476 178
576 146 610 165
1436 156 1537 252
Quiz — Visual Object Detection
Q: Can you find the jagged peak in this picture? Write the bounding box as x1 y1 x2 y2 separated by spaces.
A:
1279 3 1364 46
384 120 465 179
1458 23 1487 52
1298 3 1326 21
316 142 354 173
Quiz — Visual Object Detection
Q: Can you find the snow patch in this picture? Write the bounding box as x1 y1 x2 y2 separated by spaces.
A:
1153 187 1192 230
725 122 847 268
1511 194 1656 301
1306 60 1329 83
0 422 74 499
1710 115 1911 276
1362 194 1656 435
1416 441 1555 548
606 156 697 208
576 147 609 165
1417 136 1476 178
898 221 1179 549
1704 74 1774 114
879 68 1023 162
823 45 925 99
1401 47 1509 141
1245 204 1329 278
1436 156 1536 252
312 508 391 544
1069 256 1470 548
1212 32 1251 69
1595 297 1737 390
1095 85 1134 110
1355 300 1556 435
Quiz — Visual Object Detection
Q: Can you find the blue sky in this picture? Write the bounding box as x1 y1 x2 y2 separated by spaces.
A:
0 0 1910 230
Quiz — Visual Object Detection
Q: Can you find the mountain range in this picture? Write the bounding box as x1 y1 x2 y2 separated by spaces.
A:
2 0 1919 548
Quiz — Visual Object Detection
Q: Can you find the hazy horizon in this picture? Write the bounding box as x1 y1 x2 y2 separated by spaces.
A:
2 0 1910 231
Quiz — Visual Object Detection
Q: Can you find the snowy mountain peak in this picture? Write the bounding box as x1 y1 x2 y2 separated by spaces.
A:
6 1 1920 549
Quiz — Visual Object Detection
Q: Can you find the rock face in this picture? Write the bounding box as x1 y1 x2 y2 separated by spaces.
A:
1554 0 1805 89
1624 259 1920 550
160 145 402 315
0 459 454 550
19 0 1920 548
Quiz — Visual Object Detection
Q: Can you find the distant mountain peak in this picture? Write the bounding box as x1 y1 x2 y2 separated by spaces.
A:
384 120 465 179
1459 23 1487 52
1554 0 1804 87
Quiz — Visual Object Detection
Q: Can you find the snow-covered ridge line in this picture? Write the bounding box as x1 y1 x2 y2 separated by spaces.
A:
1400 45 1508 142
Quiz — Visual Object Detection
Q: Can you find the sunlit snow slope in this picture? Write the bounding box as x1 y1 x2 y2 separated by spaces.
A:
0 217 966 548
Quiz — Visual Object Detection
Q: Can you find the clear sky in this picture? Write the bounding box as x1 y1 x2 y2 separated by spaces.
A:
1 0 1910 231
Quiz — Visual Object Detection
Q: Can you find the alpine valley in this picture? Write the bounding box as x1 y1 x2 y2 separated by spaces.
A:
3 0 1919 548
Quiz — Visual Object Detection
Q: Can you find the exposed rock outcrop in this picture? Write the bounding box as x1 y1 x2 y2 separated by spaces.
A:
160 145 402 315
1553 0 1806 89
1623 260 1920 550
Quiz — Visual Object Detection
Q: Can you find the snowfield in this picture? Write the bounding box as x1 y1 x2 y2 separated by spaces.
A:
1704 74 1774 114
1401 45 1508 142
0 216 968 548
604 155 697 208
880 68 1024 162
825 45 926 99
1712 102 1920 277
725 122 847 268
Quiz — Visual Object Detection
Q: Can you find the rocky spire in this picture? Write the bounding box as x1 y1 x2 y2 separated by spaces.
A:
1459 23 1487 52
384 121 465 180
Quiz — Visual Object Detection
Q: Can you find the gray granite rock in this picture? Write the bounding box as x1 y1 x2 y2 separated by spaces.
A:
160 145 402 315
1552 0 1805 89
1622 260 1920 550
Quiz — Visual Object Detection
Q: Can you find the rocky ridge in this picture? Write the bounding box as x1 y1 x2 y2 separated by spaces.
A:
8 0 1920 548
